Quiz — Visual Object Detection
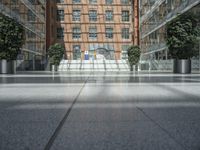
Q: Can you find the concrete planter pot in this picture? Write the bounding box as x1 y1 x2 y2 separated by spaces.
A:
7 60 16 74
173 59 191 74
0 60 16 74
0 59 7 74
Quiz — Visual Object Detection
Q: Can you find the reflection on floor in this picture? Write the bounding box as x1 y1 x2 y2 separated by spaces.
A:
0 72 200 150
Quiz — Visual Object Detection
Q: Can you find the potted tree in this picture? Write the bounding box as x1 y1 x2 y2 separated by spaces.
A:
166 12 199 74
48 43 64 71
127 45 141 71
0 13 25 74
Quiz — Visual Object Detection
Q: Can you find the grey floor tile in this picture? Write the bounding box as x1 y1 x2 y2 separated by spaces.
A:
0 72 200 150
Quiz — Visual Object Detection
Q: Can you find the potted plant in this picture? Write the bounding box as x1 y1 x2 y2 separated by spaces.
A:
0 13 25 74
48 43 64 71
166 12 199 73
127 45 141 71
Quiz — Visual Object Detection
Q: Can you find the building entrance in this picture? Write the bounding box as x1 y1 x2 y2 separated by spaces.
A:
95 48 114 60
88 44 115 60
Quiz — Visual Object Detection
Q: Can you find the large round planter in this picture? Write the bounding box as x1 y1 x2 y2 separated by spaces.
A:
0 60 16 74
173 59 191 74
0 59 7 74
7 60 16 74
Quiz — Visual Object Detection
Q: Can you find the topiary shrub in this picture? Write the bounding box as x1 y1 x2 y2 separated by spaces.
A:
127 45 141 71
48 43 64 66
0 13 25 60
166 12 200 59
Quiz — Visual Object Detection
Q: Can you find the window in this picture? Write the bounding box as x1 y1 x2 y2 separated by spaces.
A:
72 27 81 39
11 0 18 4
73 45 81 51
51 7 54 18
28 0 36 5
51 25 54 37
57 9 64 21
106 0 113 4
89 27 97 39
27 10 35 21
27 31 36 38
89 10 97 21
105 27 113 39
89 0 97 4
122 10 129 21
73 45 81 60
122 45 129 51
57 27 64 39
121 28 129 39
105 10 113 21
28 43 36 51
56 0 64 3
12 8 19 19
121 0 129 4
121 45 129 59
73 0 81 3
72 10 81 21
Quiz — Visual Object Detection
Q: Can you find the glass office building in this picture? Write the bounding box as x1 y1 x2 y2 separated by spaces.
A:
140 0 200 71
0 0 46 70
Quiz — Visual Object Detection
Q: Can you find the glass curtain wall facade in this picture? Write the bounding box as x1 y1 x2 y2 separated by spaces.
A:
0 0 46 70
47 0 134 60
140 0 200 71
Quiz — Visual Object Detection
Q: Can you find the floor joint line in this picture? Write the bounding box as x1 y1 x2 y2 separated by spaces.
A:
136 107 188 150
43 73 91 150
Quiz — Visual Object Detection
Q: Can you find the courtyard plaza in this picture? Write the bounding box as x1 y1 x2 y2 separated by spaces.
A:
0 71 200 150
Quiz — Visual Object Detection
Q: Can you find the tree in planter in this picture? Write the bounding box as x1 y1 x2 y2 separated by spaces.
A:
48 43 64 70
166 12 199 59
0 13 25 60
127 45 141 71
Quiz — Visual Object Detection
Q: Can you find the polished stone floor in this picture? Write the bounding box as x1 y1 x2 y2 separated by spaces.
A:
0 72 200 150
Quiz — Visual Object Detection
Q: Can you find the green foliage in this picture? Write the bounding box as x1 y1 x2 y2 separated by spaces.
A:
0 13 25 60
127 45 141 70
166 12 200 59
48 43 64 65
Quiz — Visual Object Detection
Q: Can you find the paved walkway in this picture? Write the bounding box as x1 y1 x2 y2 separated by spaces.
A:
0 72 200 150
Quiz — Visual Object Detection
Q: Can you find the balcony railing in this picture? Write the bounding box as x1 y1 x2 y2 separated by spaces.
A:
142 42 167 54
140 0 165 23
38 0 46 6
22 48 43 55
20 0 45 22
141 0 200 39
0 2 45 38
